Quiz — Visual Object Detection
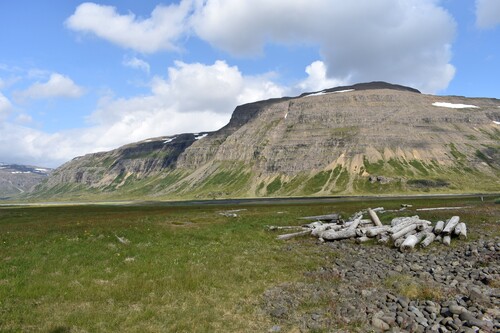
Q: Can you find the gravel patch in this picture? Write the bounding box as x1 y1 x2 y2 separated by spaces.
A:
262 237 499 332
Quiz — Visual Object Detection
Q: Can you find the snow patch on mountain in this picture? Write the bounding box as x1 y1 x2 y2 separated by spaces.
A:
432 102 479 109
195 134 208 140
304 89 355 98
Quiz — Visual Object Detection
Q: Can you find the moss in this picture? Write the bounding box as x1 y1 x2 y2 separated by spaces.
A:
281 174 308 194
449 143 466 161
476 149 493 166
333 167 349 192
363 157 385 174
303 171 331 194
409 160 429 176
266 176 282 195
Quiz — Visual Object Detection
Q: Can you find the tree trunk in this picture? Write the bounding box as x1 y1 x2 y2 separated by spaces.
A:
320 228 357 241
311 224 343 237
364 226 390 237
299 213 340 221
454 222 467 240
391 223 418 241
394 230 416 247
400 229 429 252
368 208 383 227
277 230 311 240
420 232 436 248
267 225 307 231
391 216 420 227
433 220 445 234
347 216 363 230
442 235 451 246
443 216 460 235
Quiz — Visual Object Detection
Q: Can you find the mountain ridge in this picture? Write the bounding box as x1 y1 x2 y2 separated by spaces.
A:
27 82 500 200
0 163 52 198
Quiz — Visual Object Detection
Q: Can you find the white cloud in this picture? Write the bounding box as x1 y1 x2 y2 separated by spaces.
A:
297 61 349 92
476 0 500 29
66 1 193 53
14 73 84 101
123 56 151 74
191 0 457 93
0 92 12 120
15 113 33 124
0 60 285 167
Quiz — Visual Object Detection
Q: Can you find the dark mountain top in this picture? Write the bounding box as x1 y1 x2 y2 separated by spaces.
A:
300 81 421 97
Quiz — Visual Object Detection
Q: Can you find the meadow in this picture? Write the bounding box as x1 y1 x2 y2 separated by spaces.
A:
0 195 498 332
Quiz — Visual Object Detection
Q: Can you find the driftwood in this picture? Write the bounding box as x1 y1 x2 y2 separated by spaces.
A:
347 216 363 230
364 226 390 237
267 225 306 231
299 213 340 221
276 230 311 240
320 228 357 241
433 221 445 234
420 232 436 248
400 229 430 252
442 216 460 235
368 208 383 227
416 206 469 211
454 222 467 240
311 224 343 237
391 216 419 226
394 230 416 248
391 223 418 241
271 209 468 251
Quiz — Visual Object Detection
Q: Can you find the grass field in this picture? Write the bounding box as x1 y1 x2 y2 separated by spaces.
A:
0 195 498 332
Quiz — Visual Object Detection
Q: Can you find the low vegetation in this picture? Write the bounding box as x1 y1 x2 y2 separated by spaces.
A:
0 195 498 332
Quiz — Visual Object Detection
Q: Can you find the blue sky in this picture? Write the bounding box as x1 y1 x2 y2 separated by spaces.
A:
0 0 499 167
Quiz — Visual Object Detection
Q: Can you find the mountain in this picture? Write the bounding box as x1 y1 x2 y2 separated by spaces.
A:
28 82 500 200
0 163 52 198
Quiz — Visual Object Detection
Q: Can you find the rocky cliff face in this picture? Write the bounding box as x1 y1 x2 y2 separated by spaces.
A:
30 82 500 200
0 164 51 198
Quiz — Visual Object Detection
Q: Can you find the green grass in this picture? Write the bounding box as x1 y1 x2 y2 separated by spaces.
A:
266 176 282 195
0 196 498 332
363 157 385 174
303 171 330 194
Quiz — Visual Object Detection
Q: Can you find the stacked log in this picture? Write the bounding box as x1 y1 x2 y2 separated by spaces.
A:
269 209 469 251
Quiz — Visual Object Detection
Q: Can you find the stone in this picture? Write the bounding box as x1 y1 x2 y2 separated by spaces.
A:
270 306 288 319
269 325 281 332
448 304 467 315
372 316 391 331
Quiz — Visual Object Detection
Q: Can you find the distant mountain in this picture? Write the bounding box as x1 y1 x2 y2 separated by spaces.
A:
29 82 500 201
0 164 52 198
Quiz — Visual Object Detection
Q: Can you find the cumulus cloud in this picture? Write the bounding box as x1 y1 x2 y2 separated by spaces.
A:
123 56 151 74
14 73 84 101
0 92 12 120
191 0 456 93
476 0 500 29
297 61 349 92
1 60 284 167
66 1 193 53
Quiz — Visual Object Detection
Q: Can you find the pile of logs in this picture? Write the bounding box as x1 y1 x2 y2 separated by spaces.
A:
269 208 467 252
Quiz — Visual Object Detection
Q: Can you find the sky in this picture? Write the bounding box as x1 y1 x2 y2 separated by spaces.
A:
0 0 499 168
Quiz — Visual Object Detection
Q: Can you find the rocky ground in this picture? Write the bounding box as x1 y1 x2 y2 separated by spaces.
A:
262 231 499 332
